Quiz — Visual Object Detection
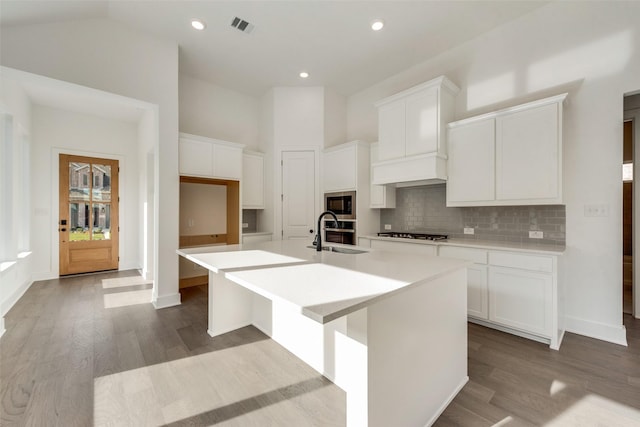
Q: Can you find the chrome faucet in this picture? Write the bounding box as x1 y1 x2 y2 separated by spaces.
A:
316 211 339 252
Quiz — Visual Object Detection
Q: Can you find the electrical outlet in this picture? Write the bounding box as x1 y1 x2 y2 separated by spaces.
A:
384 224 392 230
529 230 544 239
584 204 609 217
242 223 249 228
464 227 474 235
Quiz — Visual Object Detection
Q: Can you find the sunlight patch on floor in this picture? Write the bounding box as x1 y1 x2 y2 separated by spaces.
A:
549 379 567 397
93 349 323 426
103 289 152 308
102 276 153 289
545 394 640 426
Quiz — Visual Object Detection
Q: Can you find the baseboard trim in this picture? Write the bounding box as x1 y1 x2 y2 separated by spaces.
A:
1 276 34 316
423 376 469 427
152 293 181 309
564 315 628 346
31 272 57 281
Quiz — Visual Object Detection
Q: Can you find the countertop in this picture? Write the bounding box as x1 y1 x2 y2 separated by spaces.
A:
177 239 469 323
361 235 565 255
241 231 273 236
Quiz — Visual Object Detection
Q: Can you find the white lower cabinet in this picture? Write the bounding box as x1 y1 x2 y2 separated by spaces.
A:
438 245 561 349
370 240 437 256
242 233 272 244
488 266 552 337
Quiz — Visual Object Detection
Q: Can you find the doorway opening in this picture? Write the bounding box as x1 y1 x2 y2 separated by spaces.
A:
59 154 119 276
625 92 640 318
178 176 239 289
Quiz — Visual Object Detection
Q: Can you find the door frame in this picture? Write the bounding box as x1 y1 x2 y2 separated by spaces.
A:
275 146 320 241
51 148 126 277
627 104 640 319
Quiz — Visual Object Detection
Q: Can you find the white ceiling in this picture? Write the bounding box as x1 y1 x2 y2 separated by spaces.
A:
0 1 550 97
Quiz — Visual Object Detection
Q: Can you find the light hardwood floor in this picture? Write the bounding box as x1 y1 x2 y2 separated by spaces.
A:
1 270 639 426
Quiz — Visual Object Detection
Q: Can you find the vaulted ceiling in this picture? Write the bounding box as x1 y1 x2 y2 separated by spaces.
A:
0 1 550 96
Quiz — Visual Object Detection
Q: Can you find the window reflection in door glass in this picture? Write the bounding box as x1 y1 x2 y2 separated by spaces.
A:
69 162 90 201
69 202 90 241
92 203 111 240
92 164 111 201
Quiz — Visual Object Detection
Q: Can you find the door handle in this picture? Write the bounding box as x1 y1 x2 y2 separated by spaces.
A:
59 228 67 232
309 229 314 233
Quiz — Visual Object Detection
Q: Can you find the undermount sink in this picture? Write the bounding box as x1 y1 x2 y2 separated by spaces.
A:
306 245 367 255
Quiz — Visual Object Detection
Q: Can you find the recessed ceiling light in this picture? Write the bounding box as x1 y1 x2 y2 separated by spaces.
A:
191 19 206 31
299 72 309 79
371 20 384 31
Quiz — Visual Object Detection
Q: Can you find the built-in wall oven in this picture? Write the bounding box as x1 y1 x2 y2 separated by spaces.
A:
324 191 356 245
324 221 356 245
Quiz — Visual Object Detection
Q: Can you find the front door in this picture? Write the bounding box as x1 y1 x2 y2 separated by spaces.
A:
282 150 316 240
59 154 119 275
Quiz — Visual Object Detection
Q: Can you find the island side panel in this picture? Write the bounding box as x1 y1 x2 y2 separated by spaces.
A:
366 268 468 427
208 271 254 337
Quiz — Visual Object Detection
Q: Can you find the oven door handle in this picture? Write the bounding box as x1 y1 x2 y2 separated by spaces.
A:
325 228 355 233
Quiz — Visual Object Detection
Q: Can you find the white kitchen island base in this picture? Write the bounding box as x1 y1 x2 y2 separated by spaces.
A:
179 242 469 426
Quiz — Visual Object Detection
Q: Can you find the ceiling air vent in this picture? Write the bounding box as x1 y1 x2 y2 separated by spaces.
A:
231 16 254 34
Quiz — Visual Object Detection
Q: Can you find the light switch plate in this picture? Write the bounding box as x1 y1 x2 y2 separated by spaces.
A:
242 223 249 228
529 230 544 239
384 224 392 230
464 227 474 235
584 204 609 217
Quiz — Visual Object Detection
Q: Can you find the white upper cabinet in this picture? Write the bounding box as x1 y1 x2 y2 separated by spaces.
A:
242 151 265 209
496 103 560 201
323 144 358 192
372 76 459 186
446 93 566 207
369 143 395 208
179 133 244 180
447 119 496 204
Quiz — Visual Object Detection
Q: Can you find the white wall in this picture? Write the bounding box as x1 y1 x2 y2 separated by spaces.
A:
0 76 32 336
179 183 227 235
347 2 640 344
1 18 181 308
31 105 140 275
179 75 260 150
324 88 348 148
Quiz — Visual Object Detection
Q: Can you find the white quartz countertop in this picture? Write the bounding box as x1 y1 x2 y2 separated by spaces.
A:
362 235 565 255
177 240 469 323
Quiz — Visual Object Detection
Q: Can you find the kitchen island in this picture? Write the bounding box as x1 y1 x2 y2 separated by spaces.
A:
177 239 469 427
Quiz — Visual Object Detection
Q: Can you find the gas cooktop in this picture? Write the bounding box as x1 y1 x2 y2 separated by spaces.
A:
377 232 448 241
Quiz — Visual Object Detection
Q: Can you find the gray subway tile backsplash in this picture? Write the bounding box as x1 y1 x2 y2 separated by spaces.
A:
379 184 565 246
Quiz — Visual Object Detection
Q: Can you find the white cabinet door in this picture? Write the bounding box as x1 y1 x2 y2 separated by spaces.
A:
488 266 553 337
323 146 357 191
370 240 437 256
378 101 406 161
179 139 213 176
467 264 489 320
214 144 242 180
447 119 495 204
496 103 559 201
242 153 264 208
405 88 439 156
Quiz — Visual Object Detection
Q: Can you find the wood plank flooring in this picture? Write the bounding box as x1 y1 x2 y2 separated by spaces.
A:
1 269 639 426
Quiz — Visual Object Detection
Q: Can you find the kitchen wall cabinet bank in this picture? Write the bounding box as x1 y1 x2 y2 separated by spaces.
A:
447 94 567 206
359 237 564 349
372 76 459 186
179 132 244 180
242 151 265 209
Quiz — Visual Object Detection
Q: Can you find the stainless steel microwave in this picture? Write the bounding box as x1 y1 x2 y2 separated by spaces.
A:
324 191 356 219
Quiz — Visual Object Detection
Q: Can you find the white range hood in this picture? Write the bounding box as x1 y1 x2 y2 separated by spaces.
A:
371 152 448 187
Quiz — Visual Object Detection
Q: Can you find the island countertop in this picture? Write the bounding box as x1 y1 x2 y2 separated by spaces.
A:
177 239 469 323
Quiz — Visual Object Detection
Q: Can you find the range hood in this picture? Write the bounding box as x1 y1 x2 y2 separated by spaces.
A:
371 152 447 188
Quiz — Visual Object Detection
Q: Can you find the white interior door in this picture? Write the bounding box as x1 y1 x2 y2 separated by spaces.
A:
282 151 316 240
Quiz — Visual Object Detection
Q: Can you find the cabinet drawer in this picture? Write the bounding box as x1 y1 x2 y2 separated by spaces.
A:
439 246 487 264
371 240 437 256
489 251 553 273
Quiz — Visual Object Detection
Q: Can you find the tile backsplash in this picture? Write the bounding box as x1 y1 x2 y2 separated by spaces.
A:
379 184 565 246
